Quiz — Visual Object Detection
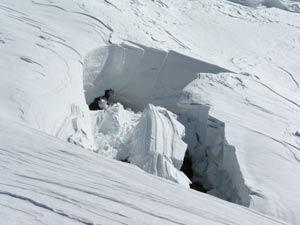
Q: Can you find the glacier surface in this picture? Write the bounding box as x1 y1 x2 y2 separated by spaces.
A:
1 0 300 224
0 118 284 225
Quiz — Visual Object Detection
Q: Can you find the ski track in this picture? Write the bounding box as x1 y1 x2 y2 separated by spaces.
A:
278 67 299 88
0 117 287 225
256 80 300 110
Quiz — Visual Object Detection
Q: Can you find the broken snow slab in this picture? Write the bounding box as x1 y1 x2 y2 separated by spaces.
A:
90 103 190 187
129 104 190 187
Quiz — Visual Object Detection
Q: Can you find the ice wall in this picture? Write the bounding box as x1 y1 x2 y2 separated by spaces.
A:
178 103 250 206
83 43 229 111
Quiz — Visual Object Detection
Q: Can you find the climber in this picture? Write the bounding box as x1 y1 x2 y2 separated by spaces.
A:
103 89 115 106
89 89 115 111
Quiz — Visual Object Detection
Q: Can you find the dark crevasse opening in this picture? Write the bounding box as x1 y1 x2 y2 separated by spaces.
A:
180 150 193 180
180 150 208 193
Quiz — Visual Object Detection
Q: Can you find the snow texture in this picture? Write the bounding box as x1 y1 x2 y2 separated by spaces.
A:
90 103 140 159
0 118 285 225
1 0 300 224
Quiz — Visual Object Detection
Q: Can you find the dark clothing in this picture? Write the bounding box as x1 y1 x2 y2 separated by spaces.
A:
88 89 115 111
89 97 101 110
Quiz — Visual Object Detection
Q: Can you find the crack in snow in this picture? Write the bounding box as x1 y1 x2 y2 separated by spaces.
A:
80 43 250 206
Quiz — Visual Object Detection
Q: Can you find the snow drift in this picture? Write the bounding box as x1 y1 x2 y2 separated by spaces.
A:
0 117 284 225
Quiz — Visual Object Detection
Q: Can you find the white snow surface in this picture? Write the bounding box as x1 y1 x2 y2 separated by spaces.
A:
1 0 300 224
0 118 284 225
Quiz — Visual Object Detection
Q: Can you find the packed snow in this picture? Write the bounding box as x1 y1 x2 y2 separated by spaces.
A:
1 0 300 224
0 118 285 225
90 103 139 159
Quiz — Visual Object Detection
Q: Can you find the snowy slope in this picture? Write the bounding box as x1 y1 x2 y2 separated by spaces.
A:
227 0 300 12
0 118 285 225
1 0 300 224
